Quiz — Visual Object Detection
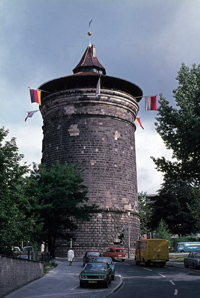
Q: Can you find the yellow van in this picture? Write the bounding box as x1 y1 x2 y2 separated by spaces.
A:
135 239 169 267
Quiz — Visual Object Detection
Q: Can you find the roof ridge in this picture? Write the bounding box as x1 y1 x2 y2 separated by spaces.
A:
73 45 106 75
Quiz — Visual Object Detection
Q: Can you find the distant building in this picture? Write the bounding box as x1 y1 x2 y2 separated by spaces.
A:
39 43 143 256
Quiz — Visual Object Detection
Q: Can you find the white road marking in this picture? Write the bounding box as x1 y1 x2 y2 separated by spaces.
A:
170 280 175 286
158 273 165 277
174 289 178 295
143 267 152 271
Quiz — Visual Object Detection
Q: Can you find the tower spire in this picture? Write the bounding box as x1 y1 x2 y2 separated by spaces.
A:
88 19 92 47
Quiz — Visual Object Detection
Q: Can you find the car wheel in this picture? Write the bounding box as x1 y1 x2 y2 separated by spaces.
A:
112 274 115 280
80 281 85 288
184 263 188 268
193 263 197 269
160 262 166 267
122 259 125 262
104 280 109 288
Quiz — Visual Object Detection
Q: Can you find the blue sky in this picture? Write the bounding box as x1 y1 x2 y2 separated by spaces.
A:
1 0 200 193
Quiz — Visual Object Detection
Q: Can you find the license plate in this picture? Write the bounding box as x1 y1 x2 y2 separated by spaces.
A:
118 254 122 256
88 281 97 283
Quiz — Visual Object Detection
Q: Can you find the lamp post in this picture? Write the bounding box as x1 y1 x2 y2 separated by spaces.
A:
127 211 130 258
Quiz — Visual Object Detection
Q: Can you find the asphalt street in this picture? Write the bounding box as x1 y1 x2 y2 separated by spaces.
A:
5 255 186 298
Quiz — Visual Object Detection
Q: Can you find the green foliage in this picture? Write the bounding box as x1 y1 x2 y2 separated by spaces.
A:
150 64 200 235
138 192 152 236
153 63 200 184
149 180 200 235
154 219 171 245
0 127 40 254
27 161 98 257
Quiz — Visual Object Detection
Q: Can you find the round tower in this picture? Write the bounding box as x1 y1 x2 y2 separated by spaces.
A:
39 44 143 256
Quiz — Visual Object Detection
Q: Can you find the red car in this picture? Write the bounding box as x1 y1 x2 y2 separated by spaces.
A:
83 251 101 266
103 247 125 261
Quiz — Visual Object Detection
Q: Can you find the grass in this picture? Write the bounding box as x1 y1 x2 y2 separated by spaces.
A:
44 260 58 274
169 254 185 263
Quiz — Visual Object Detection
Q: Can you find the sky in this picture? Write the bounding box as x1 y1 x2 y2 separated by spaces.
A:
1 0 200 194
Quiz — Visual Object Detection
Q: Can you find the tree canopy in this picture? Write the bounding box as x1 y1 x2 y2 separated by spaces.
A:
152 63 200 185
27 161 97 257
0 127 40 254
150 64 200 235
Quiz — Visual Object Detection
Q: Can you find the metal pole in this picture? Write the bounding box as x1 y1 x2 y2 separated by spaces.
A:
70 238 72 249
127 212 130 259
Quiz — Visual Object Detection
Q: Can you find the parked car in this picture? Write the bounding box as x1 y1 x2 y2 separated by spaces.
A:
83 251 101 266
184 251 200 269
22 246 34 252
93 256 115 280
103 247 125 261
79 262 112 288
12 246 21 252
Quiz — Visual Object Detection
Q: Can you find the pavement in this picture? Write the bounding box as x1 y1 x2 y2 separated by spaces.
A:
5 256 186 298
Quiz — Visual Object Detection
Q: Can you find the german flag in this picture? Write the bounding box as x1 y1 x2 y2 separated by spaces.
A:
29 89 41 105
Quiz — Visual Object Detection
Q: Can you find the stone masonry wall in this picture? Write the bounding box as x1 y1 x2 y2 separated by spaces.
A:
55 210 140 257
0 255 43 298
40 87 140 254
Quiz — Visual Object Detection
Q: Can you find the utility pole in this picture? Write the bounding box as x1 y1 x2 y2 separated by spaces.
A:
127 212 130 258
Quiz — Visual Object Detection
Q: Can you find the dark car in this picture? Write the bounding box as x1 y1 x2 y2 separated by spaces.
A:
184 251 200 269
93 256 115 280
83 251 101 266
22 246 34 252
79 262 112 288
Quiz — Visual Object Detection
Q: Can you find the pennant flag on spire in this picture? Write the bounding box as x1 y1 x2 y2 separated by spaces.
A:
135 117 144 129
95 77 101 97
25 110 39 122
145 95 157 111
29 89 41 105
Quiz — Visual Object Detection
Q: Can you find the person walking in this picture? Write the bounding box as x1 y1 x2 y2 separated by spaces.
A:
68 249 74 266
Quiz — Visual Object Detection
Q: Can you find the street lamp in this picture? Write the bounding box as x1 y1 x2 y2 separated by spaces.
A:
127 211 130 258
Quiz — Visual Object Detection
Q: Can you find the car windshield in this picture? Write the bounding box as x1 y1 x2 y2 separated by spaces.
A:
195 253 200 258
95 258 111 264
87 252 100 257
85 263 106 271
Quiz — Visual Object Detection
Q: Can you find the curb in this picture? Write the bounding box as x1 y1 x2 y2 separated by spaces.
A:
106 275 123 298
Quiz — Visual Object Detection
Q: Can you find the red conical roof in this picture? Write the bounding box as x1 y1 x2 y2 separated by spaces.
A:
73 44 106 75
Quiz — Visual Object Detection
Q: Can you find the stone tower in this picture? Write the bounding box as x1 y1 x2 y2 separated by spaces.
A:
39 44 143 256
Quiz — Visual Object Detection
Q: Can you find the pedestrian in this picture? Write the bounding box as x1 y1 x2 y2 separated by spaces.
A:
40 241 45 253
68 249 74 266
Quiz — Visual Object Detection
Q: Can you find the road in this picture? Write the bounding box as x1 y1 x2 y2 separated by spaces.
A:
5 258 200 298
109 260 200 298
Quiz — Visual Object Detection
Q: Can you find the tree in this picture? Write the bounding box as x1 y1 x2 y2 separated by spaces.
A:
138 192 152 236
0 127 40 254
150 64 200 235
152 63 200 185
149 179 200 235
27 161 97 258
154 219 171 245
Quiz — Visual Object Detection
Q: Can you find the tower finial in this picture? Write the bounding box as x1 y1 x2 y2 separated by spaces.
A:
88 19 92 47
